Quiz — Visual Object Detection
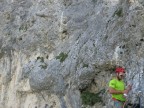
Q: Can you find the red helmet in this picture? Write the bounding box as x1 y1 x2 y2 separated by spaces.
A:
115 67 125 73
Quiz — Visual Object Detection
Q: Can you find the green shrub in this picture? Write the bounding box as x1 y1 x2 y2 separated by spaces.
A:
19 23 28 32
56 52 68 62
81 90 103 106
37 57 44 62
83 64 89 68
113 8 123 17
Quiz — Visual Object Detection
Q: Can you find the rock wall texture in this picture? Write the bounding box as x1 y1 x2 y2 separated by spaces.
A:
0 0 144 108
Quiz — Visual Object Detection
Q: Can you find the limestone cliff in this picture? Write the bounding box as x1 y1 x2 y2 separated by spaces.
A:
0 0 144 108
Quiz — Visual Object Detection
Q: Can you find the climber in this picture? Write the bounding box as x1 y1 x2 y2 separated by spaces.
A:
108 67 132 108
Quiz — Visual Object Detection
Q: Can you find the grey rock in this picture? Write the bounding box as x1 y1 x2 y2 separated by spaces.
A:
1 0 144 107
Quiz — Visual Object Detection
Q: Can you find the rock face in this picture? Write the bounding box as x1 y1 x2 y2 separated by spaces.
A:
0 0 144 108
